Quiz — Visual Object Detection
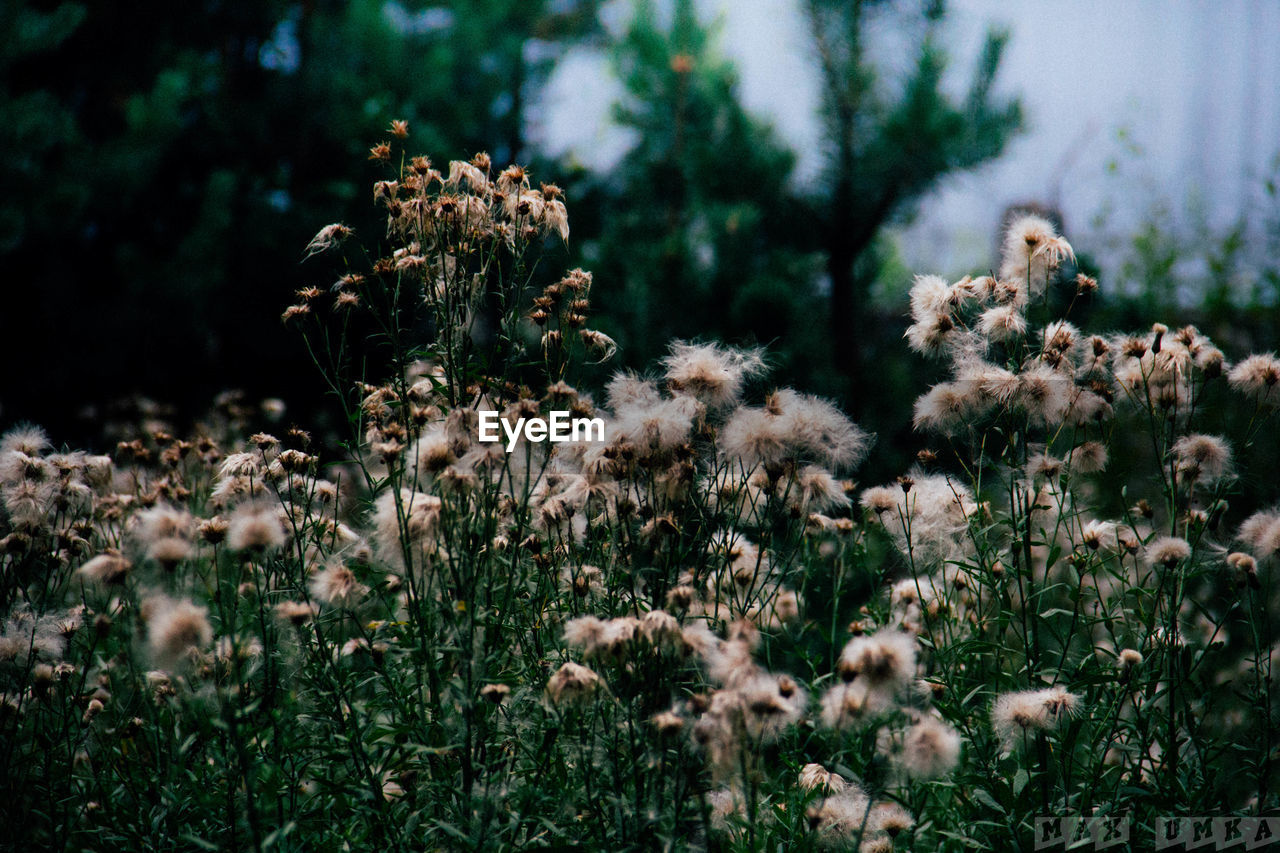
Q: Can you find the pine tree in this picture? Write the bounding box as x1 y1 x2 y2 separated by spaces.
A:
803 0 1022 412
580 0 824 384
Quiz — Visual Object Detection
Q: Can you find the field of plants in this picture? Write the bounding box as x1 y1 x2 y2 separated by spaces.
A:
2 136 1279 851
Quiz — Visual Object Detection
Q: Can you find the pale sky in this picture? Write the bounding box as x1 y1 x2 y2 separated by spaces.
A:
531 0 1280 278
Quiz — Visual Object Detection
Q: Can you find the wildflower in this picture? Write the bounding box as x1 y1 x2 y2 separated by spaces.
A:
977 305 1028 342
904 311 956 357
737 672 807 741
560 564 603 600
145 597 213 669
1118 648 1144 670
1147 536 1191 569
612 395 699 457
1016 364 1072 426
1079 520 1116 551
147 536 193 569
76 552 131 586
215 635 263 663
805 784 873 849
897 714 962 780
545 661 601 707
991 686 1080 750
867 801 915 839
133 504 195 545
783 465 849 513
836 629 917 691
340 638 371 658
1171 434 1233 485
199 517 230 544
599 617 641 660
860 486 898 518
274 601 318 626
770 389 870 470
226 504 287 553
913 383 978 435
666 584 698 611
579 329 617 363
371 489 442 560
480 683 511 705
1238 510 1280 558
1068 441 1108 473
639 609 682 650
605 373 662 412
719 406 786 468
662 341 765 409
1026 452 1062 481
706 787 748 837
1227 353 1280 402
309 561 368 608
798 763 848 795
562 616 607 656
651 710 685 736
446 159 488 192
1041 320 1080 358
303 223 353 258
1000 214 1074 293
0 425 51 458
908 274 952 322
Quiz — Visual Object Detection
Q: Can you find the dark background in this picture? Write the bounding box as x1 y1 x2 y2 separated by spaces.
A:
3 0 1277 489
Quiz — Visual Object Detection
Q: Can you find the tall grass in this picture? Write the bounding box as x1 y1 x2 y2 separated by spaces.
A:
2 134 1278 851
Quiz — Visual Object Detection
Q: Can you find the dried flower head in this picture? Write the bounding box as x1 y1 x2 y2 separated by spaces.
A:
991 686 1081 750
897 714 962 780
226 504 287 553
145 597 213 669
309 561 368 609
1147 536 1192 569
662 341 765 409
1238 510 1280 558
798 763 848 795
545 661 601 707
1171 434 1233 486
1228 353 1280 403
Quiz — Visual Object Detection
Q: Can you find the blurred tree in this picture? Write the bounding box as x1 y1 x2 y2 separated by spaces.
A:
803 0 1022 413
0 0 599 442
576 0 827 391
574 0 1020 424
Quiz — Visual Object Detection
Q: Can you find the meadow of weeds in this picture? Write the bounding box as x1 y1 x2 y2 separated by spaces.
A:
2 133 1279 851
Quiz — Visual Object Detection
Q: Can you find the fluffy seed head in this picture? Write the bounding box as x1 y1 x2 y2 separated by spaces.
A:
897 714 962 780
545 661 601 707
1171 434 1233 485
226 504 288 553
991 686 1081 750
1228 354 1280 402
798 763 848 794
1147 536 1192 569
1238 510 1280 558
662 341 765 409
309 561 368 608
145 598 213 669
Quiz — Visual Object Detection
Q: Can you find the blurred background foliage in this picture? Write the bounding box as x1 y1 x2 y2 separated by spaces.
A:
3 0 1279 488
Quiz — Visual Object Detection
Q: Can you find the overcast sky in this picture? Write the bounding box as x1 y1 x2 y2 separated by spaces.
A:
532 0 1280 276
